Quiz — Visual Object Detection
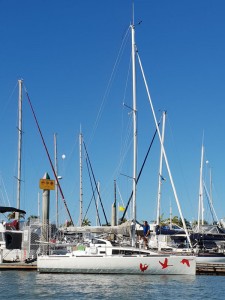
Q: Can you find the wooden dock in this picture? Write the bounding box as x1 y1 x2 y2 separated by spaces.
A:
196 263 225 276
0 262 225 275
0 262 37 271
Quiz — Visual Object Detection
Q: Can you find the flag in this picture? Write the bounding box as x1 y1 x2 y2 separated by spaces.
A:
119 206 125 212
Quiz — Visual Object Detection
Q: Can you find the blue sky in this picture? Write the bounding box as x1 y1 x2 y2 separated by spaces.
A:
0 0 225 226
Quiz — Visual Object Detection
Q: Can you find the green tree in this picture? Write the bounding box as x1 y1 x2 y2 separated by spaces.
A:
82 218 91 226
160 215 179 226
158 215 191 229
171 216 179 225
27 215 38 221
192 219 209 226
178 217 191 228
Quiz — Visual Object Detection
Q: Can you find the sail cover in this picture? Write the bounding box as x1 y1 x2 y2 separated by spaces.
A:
0 206 26 214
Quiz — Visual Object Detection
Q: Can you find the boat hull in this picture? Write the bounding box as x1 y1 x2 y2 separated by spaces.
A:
37 254 196 275
196 254 225 264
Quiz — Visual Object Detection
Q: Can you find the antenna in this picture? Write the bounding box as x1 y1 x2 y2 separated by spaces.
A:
132 0 135 25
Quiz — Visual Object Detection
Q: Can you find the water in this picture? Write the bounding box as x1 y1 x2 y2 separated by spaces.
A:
0 271 224 299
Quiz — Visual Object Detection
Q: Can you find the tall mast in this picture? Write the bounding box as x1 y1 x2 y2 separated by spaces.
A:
54 133 59 227
16 79 23 219
198 140 204 229
131 22 137 246
156 111 166 225
79 129 83 226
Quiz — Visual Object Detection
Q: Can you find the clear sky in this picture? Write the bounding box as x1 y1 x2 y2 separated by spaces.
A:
0 0 225 226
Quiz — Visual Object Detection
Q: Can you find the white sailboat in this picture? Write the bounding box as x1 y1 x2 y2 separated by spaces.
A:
0 79 26 263
0 80 44 263
37 237 195 274
0 206 26 263
37 19 196 275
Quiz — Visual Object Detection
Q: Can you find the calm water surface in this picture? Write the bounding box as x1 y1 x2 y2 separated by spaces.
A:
0 271 224 299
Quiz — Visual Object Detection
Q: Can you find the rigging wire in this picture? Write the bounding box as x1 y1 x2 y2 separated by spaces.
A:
83 141 109 225
101 116 133 204
0 173 11 206
88 26 130 147
94 68 133 210
203 174 219 224
166 115 196 216
116 182 129 220
24 85 74 225
83 155 101 226
120 125 159 222
93 28 133 205
92 104 133 215
83 28 132 211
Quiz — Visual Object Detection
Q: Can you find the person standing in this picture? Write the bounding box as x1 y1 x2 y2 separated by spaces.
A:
142 221 150 249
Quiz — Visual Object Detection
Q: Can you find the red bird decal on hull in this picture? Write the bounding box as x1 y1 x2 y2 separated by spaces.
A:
159 258 173 269
181 259 190 267
140 263 148 272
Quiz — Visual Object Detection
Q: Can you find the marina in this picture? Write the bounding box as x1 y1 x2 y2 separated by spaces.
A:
34 16 197 276
1 18 225 276
1 2 225 299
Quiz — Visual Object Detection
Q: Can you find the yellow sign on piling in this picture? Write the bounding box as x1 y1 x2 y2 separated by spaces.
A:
39 179 55 190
